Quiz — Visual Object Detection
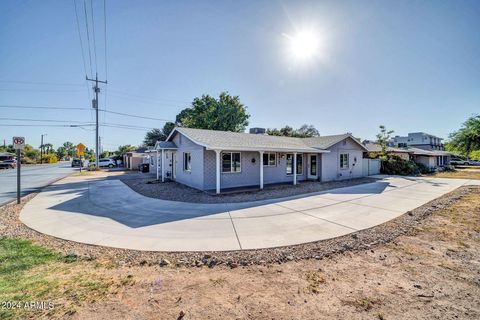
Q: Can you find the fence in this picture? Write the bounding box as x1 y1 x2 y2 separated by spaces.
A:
363 159 381 176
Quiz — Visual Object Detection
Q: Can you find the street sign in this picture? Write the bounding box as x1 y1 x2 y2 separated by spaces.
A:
13 136 25 150
76 143 86 156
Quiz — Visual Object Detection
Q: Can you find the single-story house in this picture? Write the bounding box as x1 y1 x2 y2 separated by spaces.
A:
147 127 369 194
363 143 451 170
123 148 147 170
409 147 451 169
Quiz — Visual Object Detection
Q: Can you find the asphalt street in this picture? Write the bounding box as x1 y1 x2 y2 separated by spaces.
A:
0 162 75 206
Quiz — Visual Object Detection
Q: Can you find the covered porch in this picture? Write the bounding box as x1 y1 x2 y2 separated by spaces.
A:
208 148 328 194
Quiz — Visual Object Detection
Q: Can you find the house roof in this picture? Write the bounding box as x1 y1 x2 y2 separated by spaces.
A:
363 143 451 156
304 134 368 151
166 127 366 153
363 143 412 153
408 147 451 156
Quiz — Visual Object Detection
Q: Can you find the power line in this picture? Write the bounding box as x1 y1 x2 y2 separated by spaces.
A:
90 0 98 73
0 117 93 124
83 0 93 77
99 109 172 122
73 0 88 79
0 105 174 122
103 0 108 81
0 124 94 127
0 105 89 111
0 88 85 93
0 80 84 87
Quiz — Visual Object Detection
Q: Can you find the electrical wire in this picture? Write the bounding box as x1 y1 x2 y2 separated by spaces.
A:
83 0 93 77
0 105 174 122
90 0 98 73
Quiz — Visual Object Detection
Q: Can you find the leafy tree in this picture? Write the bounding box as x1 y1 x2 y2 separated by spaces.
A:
266 124 320 138
0 144 15 153
295 124 320 138
376 125 394 166
143 128 165 146
56 146 67 160
62 142 76 158
115 145 136 157
143 122 176 146
176 92 250 132
446 115 480 157
162 121 175 137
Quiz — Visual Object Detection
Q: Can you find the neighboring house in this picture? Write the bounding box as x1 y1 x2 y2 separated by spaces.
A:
123 148 147 170
409 147 451 170
391 132 444 150
363 143 411 161
363 142 451 170
148 127 368 194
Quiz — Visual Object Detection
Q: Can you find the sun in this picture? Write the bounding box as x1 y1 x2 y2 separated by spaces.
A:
283 28 325 64
289 31 319 59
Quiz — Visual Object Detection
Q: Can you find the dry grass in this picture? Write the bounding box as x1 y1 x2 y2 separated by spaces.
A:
432 169 480 180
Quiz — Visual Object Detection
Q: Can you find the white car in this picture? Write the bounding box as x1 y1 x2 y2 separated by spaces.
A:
89 158 116 168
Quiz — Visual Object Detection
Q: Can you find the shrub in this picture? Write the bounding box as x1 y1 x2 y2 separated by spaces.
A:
41 154 58 164
415 162 434 174
381 156 421 175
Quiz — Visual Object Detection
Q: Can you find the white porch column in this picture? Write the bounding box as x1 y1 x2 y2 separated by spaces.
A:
161 149 165 182
293 152 297 185
156 150 159 180
215 150 221 194
259 151 264 190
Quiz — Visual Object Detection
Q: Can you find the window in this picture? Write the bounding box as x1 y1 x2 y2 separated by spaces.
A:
286 154 303 175
183 152 191 171
263 153 276 166
222 152 241 173
340 153 349 169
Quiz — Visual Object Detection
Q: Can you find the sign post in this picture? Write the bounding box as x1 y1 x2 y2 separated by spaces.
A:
76 143 86 173
13 136 25 204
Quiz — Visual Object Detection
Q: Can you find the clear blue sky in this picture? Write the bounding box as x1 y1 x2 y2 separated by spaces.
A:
1 0 479 151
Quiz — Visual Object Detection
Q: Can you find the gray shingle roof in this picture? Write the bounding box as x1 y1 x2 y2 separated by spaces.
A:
303 134 352 149
168 127 365 153
363 143 412 153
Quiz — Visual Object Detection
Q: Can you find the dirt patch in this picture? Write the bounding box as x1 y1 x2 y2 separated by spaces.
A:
120 177 378 203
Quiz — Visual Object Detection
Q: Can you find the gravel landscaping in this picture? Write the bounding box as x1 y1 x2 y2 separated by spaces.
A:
120 176 379 203
1 185 478 269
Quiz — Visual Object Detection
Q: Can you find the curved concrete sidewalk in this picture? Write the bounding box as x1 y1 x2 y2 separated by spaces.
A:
19 175 479 251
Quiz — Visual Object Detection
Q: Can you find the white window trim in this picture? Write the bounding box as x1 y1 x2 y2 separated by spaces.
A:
286 153 303 175
221 152 242 173
263 152 277 167
340 153 349 170
183 152 191 172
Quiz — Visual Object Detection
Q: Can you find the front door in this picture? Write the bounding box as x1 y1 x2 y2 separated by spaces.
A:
172 153 176 180
308 154 318 179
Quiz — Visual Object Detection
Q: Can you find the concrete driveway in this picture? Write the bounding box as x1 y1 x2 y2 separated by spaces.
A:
19 175 480 251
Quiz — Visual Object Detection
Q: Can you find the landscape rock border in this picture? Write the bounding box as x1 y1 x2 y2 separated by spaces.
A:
1 185 478 268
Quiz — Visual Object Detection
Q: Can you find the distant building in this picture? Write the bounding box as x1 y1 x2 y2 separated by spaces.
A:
391 132 444 151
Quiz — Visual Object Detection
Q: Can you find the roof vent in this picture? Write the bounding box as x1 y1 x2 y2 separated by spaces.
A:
249 127 266 135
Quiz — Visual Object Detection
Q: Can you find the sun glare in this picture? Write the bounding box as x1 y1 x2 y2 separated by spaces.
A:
283 28 325 65
290 31 318 59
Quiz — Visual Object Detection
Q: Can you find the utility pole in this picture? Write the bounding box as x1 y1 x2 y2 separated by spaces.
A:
86 73 107 168
40 133 47 164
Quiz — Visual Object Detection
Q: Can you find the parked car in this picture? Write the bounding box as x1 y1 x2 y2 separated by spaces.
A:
0 159 17 169
89 158 116 168
450 158 480 166
71 159 84 167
